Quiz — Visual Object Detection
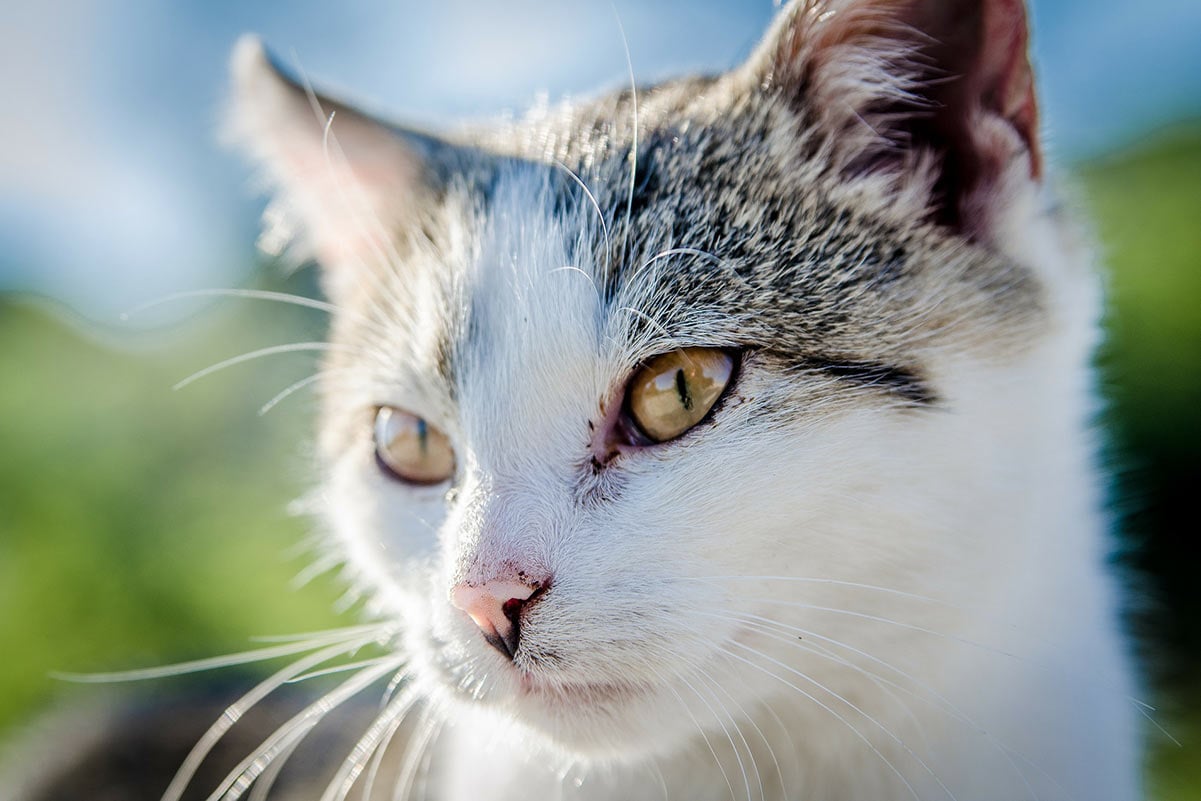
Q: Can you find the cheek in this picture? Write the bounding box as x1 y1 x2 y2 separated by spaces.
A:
323 449 449 608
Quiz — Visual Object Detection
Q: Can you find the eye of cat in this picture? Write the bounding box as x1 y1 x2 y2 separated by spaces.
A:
625 348 736 443
373 407 455 485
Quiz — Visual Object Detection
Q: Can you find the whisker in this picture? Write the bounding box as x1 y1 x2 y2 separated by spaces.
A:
552 159 612 268
681 575 954 607
286 656 397 685
612 6 638 231
1135 702 1182 748
716 610 1048 800
204 659 403 801
289 551 345 591
719 641 922 801
737 590 1167 741
173 342 355 391
394 705 441 801
380 666 409 711
160 634 385 801
294 65 429 336
616 305 673 339
644 662 738 801
415 712 446 801
632 247 739 288
121 288 342 320
673 667 752 801
258 368 351 416
52 626 384 683
744 597 1024 662
244 735 303 801
358 709 407 801
247 624 385 645
547 265 600 299
691 664 771 801
318 685 420 801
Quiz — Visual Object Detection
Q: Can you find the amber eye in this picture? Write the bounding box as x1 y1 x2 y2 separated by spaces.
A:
626 348 736 443
373 407 455 485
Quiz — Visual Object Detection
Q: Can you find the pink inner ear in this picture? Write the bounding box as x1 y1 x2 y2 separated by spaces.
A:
896 0 1043 198
751 0 1044 238
981 0 1041 178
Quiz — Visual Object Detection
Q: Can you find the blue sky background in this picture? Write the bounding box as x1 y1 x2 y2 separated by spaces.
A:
2 0 1199 321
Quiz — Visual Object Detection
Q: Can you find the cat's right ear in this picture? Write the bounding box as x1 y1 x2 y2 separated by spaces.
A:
226 36 443 294
737 0 1042 241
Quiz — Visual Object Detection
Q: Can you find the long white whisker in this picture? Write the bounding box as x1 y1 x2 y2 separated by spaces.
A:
247 624 384 645
691 665 770 801
616 305 672 339
53 626 384 683
318 685 420 801
1133 701 1182 748
612 6 638 230
205 659 402 801
645 662 738 801
673 667 752 801
681 575 954 607
289 551 345 591
393 705 441 801
286 656 397 684
553 159 612 268
121 288 342 319
173 342 354 391
292 63 427 339
414 712 446 801
359 710 406 801
160 634 385 801
380 667 409 711
730 637 956 801
244 735 303 801
548 265 600 298
258 368 349 416
715 609 1049 798
745 597 1024 661
719 641 922 801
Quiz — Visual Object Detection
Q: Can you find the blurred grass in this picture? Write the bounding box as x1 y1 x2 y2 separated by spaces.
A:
0 125 1198 795
0 275 344 739
1078 122 1201 801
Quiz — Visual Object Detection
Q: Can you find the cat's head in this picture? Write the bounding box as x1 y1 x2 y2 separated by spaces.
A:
229 0 1094 761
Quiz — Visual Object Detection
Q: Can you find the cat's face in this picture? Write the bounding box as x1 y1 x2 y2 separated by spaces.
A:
233 0 1083 763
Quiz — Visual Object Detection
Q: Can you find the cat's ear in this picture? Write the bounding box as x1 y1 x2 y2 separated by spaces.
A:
741 0 1040 237
227 36 444 284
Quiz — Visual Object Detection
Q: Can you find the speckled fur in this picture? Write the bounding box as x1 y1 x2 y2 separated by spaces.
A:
227 2 1139 799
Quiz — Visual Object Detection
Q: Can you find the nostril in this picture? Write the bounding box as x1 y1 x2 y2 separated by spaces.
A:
501 597 525 626
501 581 547 627
450 578 550 661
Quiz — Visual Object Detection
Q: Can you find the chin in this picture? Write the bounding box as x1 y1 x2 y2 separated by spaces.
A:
472 677 695 760
413 620 692 760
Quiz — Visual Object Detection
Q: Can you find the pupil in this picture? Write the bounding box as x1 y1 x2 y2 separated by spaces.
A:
417 418 428 453
674 368 693 410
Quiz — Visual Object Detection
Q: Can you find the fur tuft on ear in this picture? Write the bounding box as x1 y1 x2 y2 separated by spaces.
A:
226 35 442 284
742 0 1041 239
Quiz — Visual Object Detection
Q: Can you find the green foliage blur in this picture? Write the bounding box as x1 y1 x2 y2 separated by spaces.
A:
0 125 1198 797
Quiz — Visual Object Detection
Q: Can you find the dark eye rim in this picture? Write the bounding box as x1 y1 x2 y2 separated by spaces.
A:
618 347 742 446
371 405 457 487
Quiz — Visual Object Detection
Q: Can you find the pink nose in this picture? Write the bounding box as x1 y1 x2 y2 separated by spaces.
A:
451 578 546 659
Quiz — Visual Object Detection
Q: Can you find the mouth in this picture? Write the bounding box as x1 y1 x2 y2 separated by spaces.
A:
516 673 645 706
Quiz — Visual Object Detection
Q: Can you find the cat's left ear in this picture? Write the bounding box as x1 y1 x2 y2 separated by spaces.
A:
739 0 1041 239
227 36 446 288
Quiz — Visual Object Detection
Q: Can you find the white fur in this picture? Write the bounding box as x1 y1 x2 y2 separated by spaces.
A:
307 163 1139 800
225 6 1140 798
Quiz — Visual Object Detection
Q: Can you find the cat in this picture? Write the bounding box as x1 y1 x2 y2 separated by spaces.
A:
212 0 1144 798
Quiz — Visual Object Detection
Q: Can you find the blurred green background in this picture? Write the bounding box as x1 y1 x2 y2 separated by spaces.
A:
1 1 1199 798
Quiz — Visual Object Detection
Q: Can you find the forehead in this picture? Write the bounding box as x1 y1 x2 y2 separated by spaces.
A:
341 89 1045 421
